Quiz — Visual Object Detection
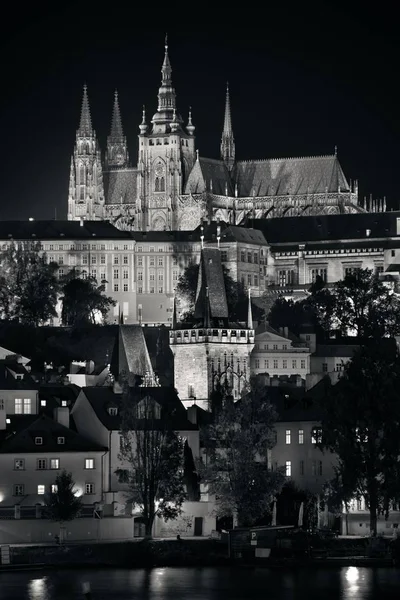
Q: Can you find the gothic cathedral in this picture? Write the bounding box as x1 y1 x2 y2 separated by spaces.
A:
67 39 365 232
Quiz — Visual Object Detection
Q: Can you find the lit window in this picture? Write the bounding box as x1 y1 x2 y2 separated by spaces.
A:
38 485 45 495
35 437 43 445
14 459 25 470
23 399 31 414
37 459 47 470
85 483 95 495
285 430 291 444
14 484 24 496
40 400 46 407
298 429 304 444
50 459 60 470
285 461 291 477
15 398 22 414
61 401 67 407
51 484 58 494
311 428 322 444
85 459 95 470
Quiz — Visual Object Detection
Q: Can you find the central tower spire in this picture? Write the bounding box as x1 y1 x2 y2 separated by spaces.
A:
220 82 235 171
151 35 181 130
78 84 93 137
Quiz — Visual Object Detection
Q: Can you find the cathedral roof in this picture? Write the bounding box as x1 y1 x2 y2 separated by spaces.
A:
104 169 139 205
0 220 130 240
184 157 234 195
234 155 350 197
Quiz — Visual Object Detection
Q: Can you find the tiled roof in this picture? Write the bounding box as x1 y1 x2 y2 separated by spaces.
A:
0 414 106 453
194 248 228 321
81 386 198 432
0 220 130 240
118 325 154 377
39 384 81 405
184 158 234 195
0 362 39 390
250 212 400 245
234 155 349 197
104 168 139 205
130 230 198 243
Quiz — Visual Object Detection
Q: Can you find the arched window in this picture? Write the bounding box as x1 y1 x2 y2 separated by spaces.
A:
155 177 160 192
79 165 84 183
160 177 165 192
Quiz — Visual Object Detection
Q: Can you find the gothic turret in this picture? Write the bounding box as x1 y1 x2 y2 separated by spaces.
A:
151 35 183 133
106 90 129 168
68 85 105 221
220 83 235 171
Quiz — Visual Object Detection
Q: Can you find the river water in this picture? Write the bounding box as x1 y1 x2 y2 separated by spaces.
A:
1 566 400 599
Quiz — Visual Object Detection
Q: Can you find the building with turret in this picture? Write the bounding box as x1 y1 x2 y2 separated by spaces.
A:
67 39 366 232
169 247 255 410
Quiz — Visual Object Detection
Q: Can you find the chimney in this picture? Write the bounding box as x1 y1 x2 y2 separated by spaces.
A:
187 405 197 425
0 405 6 430
283 326 289 338
53 407 70 429
86 360 95 374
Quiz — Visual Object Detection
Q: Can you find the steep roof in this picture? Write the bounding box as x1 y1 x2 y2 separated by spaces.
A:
250 212 400 246
0 413 106 453
81 386 198 432
313 344 359 358
118 325 154 377
234 155 349 197
0 361 39 391
184 157 234 195
104 169 139 206
194 248 228 322
0 220 130 241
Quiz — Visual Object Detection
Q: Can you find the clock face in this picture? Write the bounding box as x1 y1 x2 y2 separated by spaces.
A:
155 163 164 177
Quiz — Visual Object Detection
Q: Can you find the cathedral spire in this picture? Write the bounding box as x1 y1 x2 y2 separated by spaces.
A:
110 90 124 141
161 34 172 86
106 90 128 168
78 85 93 136
152 36 180 129
220 82 235 171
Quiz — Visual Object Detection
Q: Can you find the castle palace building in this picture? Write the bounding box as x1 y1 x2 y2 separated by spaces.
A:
67 40 364 232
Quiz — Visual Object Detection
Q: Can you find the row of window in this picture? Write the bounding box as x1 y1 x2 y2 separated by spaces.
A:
240 251 260 264
254 358 307 370
49 255 131 266
284 460 323 477
285 428 322 445
276 266 384 287
43 244 132 251
240 274 260 287
14 458 95 470
255 343 289 350
136 287 165 294
13 483 95 496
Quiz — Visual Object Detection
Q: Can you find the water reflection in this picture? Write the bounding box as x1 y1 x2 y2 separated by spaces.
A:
0 566 397 600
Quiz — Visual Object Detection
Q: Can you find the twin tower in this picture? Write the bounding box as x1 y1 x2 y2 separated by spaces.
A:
67 38 235 231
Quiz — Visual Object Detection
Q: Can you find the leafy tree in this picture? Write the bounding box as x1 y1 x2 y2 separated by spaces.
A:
0 241 59 325
175 262 250 322
116 392 187 537
310 268 400 338
318 343 400 535
200 379 285 527
43 470 82 543
61 274 116 326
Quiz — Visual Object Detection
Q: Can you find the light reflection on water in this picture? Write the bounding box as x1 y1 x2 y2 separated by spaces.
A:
0 566 400 599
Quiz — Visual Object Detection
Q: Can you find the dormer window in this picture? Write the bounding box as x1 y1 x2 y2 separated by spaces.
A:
108 407 118 416
57 437 65 445
40 400 46 407
136 397 161 420
61 401 67 407
35 437 43 445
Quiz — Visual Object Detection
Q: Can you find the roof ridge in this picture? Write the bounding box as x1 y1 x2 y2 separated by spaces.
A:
236 155 336 164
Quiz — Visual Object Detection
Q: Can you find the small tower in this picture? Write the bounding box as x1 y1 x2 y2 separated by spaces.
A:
106 90 129 168
220 82 235 171
137 36 196 231
68 85 105 221
169 248 255 410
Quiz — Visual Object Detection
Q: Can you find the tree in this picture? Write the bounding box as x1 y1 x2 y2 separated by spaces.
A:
61 274 116 326
43 470 82 543
0 241 59 325
116 391 187 537
200 379 285 527
310 268 400 338
318 343 400 535
175 262 250 322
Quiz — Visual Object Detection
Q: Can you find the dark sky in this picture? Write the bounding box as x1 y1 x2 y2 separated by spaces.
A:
0 4 398 221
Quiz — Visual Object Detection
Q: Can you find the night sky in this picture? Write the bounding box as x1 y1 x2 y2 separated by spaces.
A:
0 4 398 221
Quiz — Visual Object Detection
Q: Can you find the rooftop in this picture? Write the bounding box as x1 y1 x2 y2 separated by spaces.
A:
0 220 131 240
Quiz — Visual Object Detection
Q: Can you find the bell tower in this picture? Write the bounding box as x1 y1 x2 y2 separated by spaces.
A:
137 37 196 231
68 85 105 221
